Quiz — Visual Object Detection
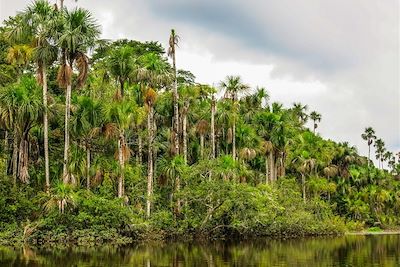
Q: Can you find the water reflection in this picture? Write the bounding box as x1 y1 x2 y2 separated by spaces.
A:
0 234 399 266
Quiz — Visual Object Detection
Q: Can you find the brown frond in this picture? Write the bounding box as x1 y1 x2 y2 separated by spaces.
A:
145 88 157 107
103 123 118 139
76 52 89 88
57 64 72 88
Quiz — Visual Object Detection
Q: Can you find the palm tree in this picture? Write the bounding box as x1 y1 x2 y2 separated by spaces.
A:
361 127 376 170
374 138 385 169
57 7 100 183
260 140 273 183
168 29 180 156
309 111 321 134
196 119 209 159
25 0 59 193
103 99 137 198
145 88 157 218
219 75 250 160
71 96 103 189
108 45 136 98
0 77 43 185
292 102 308 125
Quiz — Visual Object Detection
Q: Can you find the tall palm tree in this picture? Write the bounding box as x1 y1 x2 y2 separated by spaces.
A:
361 127 376 170
196 119 209 159
25 0 59 193
309 111 321 134
57 7 100 183
145 88 157 218
219 75 249 160
168 29 180 156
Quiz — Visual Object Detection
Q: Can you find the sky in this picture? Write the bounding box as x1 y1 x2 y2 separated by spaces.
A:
1 0 399 160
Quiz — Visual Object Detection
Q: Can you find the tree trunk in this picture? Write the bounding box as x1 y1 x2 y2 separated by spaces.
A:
172 52 179 156
182 102 188 163
63 83 72 183
200 134 204 159
12 131 18 187
211 95 216 159
302 173 306 203
119 78 124 98
86 145 90 190
265 156 269 184
137 133 142 165
18 131 29 184
4 130 8 175
367 144 370 170
269 151 274 182
146 106 154 218
232 118 236 161
118 133 125 198
42 67 50 193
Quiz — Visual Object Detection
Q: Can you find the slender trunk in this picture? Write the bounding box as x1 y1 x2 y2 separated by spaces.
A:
18 131 29 184
118 133 125 198
59 0 64 9
172 52 179 155
211 95 216 159
138 133 142 165
200 134 204 159
153 119 157 179
4 131 8 175
119 79 124 98
42 67 50 193
63 83 72 183
269 151 274 182
86 145 90 190
146 106 154 218
12 131 18 186
182 102 188 163
302 173 306 203
265 156 269 184
232 118 236 161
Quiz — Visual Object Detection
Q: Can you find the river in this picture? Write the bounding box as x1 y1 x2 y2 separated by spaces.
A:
0 234 399 266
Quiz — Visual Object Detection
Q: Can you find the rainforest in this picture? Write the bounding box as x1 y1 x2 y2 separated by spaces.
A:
0 0 399 248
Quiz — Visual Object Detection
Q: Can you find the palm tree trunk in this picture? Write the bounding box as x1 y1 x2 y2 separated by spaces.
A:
182 103 188 163
269 151 274 182
172 52 179 156
265 156 269 184
211 95 216 159
138 133 142 165
63 83 72 184
232 118 236 161
200 134 204 159
118 133 125 198
302 173 306 203
12 131 18 186
4 130 8 175
42 67 50 193
146 106 154 218
86 145 90 190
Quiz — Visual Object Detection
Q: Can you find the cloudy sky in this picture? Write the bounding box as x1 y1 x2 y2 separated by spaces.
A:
1 0 399 159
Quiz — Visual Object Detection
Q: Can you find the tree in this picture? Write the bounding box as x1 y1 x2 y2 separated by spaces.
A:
309 111 321 134
374 138 385 169
108 45 136 98
0 77 43 184
292 102 308 126
25 0 59 193
219 75 250 161
361 127 376 170
168 29 180 156
57 7 100 184
145 88 157 218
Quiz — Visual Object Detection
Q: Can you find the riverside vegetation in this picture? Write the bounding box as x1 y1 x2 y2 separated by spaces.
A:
0 1 399 246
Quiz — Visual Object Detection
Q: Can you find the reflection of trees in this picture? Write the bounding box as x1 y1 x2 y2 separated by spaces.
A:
0 235 399 266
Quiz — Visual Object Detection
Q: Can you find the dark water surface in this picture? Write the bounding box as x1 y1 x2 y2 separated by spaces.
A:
0 234 399 266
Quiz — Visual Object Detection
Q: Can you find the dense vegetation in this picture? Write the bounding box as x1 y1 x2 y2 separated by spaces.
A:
0 1 399 246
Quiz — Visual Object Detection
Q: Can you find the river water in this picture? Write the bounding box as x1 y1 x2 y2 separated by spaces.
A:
0 234 399 266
